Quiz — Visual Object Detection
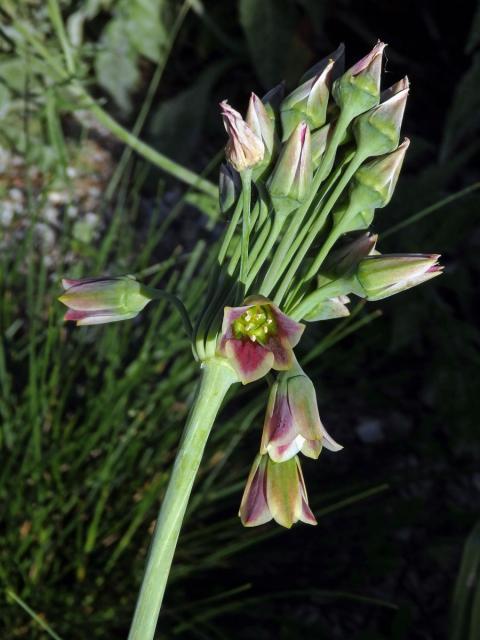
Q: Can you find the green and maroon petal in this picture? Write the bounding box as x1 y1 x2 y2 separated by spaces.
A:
271 306 305 347
296 458 317 525
261 381 297 451
265 457 302 528
224 339 274 384
268 335 295 371
219 305 251 342
287 374 324 442
239 455 272 527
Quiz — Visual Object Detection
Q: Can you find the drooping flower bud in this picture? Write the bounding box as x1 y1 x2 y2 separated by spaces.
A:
354 254 443 300
246 92 279 175
280 48 341 141
219 163 241 214
239 454 317 528
267 122 313 216
349 138 410 211
261 363 342 462
220 101 264 172
332 41 386 119
353 76 409 157
59 276 152 325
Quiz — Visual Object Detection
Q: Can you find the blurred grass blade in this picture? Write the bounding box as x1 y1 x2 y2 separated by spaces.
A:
383 182 480 238
5 589 65 640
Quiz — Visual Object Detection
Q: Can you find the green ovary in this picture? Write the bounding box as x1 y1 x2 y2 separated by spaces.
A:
232 305 278 345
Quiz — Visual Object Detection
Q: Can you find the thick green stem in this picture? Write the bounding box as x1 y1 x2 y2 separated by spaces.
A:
127 358 237 640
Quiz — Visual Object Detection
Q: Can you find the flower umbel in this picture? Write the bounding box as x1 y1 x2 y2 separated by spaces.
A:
239 454 316 528
261 362 343 462
59 276 152 325
217 296 304 384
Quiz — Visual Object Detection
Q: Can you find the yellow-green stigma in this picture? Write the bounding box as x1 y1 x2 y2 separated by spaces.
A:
232 305 278 345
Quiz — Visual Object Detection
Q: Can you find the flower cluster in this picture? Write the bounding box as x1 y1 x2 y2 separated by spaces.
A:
59 41 443 530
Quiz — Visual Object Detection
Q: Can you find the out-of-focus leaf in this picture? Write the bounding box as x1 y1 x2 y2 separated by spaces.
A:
123 0 170 62
450 521 480 640
466 1 480 53
148 61 228 163
298 0 327 38
95 18 140 112
440 53 480 161
239 0 297 88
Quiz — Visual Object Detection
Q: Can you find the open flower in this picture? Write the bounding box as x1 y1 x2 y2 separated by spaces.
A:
239 454 316 528
217 295 304 384
261 363 343 462
59 276 151 325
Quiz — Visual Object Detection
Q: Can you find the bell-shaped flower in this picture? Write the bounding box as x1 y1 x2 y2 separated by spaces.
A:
217 295 304 384
353 76 410 157
333 41 386 119
261 362 342 462
354 253 443 300
239 454 317 528
267 122 313 216
59 276 152 325
220 101 264 172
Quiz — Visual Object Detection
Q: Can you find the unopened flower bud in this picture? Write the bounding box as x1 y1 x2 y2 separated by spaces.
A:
355 253 443 300
246 92 279 176
300 43 345 84
219 163 241 214
262 82 286 121
324 233 378 277
353 76 409 157
311 123 331 167
280 45 344 141
220 100 264 172
59 276 151 325
303 295 351 321
332 41 386 119
350 138 410 210
268 122 313 216
239 454 317 528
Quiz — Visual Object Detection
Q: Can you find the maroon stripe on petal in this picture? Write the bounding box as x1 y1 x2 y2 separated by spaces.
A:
64 309 91 321
268 394 296 447
268 336 294 370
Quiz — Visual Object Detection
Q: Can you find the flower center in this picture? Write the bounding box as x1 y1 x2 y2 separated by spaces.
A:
232 305 277 345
